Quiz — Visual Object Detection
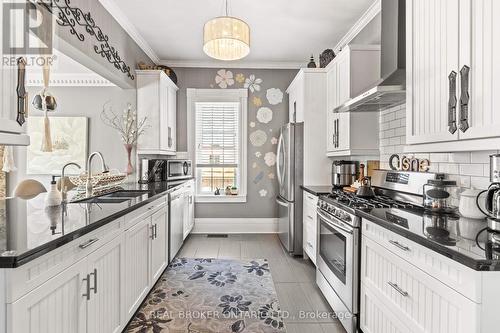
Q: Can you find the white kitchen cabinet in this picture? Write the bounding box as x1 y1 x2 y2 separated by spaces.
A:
183 181 195 240
361 234 479 333
406 0 500 152
325 45 381 157
326 45 381 112
150 206 168 283
0 3 29 146
302 190 318 265
326 111 379 157
136 70 178 155
86 234 126 333
286 69 331 186
124 217 151 319
8 258 88 333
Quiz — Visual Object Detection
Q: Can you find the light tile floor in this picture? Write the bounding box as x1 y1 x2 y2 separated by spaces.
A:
177 234 347 333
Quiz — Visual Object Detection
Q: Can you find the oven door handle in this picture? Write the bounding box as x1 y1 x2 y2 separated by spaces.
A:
317 210 353 234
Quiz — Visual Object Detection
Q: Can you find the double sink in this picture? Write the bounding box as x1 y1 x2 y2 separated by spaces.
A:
71 190 149 204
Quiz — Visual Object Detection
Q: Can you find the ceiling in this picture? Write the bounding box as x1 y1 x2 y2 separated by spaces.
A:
103 0 377 68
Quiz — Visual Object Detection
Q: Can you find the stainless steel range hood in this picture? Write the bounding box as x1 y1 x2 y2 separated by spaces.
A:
335 0 406 113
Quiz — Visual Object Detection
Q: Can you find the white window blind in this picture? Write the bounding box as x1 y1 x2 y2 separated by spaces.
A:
195 102 240 194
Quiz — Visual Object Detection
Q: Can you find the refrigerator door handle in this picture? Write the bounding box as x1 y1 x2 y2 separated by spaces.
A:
276 196 289 207
276 132 284 188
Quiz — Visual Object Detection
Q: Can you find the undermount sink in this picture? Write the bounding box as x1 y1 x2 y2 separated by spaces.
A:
101 190 149 198
72 197 131 204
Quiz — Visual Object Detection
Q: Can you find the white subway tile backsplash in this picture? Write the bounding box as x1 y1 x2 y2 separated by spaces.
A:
471 176 490 190
471 150 497 164
459 164 484 176
429 153 449 163
376 104 494 191
439 163 459 175
449 152 471 163
389 119 400 129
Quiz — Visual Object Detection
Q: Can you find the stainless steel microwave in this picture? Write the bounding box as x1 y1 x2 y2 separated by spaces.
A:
166 159 192 181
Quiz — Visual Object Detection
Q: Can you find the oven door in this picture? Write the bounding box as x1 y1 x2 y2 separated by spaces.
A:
317 209 358 313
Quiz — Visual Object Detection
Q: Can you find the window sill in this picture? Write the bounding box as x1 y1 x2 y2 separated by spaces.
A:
195 195 247 203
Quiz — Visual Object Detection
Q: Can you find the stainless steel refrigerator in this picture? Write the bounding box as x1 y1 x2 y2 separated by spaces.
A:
276 122 303 255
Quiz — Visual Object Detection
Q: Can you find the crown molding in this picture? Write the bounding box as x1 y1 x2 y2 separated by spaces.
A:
333 0 381 54
27 73 115 87
159 59 303 69
98 0 160 64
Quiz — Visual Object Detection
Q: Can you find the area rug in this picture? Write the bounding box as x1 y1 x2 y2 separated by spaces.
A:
126 258 286 333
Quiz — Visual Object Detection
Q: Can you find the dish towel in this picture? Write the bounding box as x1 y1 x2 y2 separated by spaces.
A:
2 146 17 172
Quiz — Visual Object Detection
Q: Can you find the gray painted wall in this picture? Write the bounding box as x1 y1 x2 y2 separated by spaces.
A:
53 0 154 88
9 86 136 189
173 67 298 218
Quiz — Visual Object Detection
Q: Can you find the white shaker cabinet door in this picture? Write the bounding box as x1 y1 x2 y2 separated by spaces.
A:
8 259 88 333
151 206 168 283
406 0 460 144
124 217 151 319
458 0 500 140
86 235 126 333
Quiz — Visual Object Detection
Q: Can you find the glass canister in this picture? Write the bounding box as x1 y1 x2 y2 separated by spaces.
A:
423 175 459 213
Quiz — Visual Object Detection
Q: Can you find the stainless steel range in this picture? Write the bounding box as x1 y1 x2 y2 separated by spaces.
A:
316 169 437 333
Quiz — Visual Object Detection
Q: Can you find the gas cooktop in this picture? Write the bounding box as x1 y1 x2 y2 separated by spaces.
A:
321 189 422 211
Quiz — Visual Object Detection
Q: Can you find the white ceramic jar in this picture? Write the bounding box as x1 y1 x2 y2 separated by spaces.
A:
459 188 486 219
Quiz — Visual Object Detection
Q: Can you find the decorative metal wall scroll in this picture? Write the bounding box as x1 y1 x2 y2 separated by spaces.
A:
37 0 135 80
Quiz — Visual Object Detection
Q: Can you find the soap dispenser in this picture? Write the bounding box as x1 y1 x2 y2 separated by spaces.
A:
45 176 62 206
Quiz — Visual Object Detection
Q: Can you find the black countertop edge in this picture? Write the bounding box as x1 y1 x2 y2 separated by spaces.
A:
301 185 333 197
356 210 500 271
0 179 193 269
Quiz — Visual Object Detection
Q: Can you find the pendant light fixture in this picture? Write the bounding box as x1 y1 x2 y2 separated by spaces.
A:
203 0 250 61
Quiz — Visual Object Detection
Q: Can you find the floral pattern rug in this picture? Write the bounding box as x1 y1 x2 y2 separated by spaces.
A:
126 258 286 333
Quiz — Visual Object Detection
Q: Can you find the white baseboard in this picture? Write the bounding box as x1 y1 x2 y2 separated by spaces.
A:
192 218 278 234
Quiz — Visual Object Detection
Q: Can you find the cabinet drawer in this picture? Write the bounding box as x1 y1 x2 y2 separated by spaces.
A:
362 219 481 302
123 196 168 230
360 282 412 333
6 218 122 303
361 235 480 333
303 191 318 207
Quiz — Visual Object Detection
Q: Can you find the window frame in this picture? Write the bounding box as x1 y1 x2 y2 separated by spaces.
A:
187 88 248 203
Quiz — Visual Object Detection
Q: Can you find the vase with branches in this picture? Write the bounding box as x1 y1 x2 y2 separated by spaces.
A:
101 102 148 175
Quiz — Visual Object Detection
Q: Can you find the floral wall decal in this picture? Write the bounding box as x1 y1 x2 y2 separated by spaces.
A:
264 152 276 167
244 74 263 92
249 130 267 147
266 88 284 105
252 96 262 107
259 189 268 197
215 69 235 88
256 107 273 124
174 66 296 216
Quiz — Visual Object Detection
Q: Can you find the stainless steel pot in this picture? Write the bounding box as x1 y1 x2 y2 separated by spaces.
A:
332 161 357 187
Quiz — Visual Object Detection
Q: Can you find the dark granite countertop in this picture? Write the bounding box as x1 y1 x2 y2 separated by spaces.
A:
0 179 193 268
357 207 500 271
301 185 332 197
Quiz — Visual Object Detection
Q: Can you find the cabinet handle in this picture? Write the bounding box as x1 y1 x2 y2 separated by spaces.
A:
150 225 156 240
89 268 97 294
387 282 409 297
307 215 313 220
336 119 339 148
388 239 410 252
154 223 158 239
82 274 91 300
79 238 99 249
168 127 172 148
448 71 458 134
459 65 470 133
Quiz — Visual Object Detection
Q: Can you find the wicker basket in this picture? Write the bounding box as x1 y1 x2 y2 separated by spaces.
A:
69 170 127 192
